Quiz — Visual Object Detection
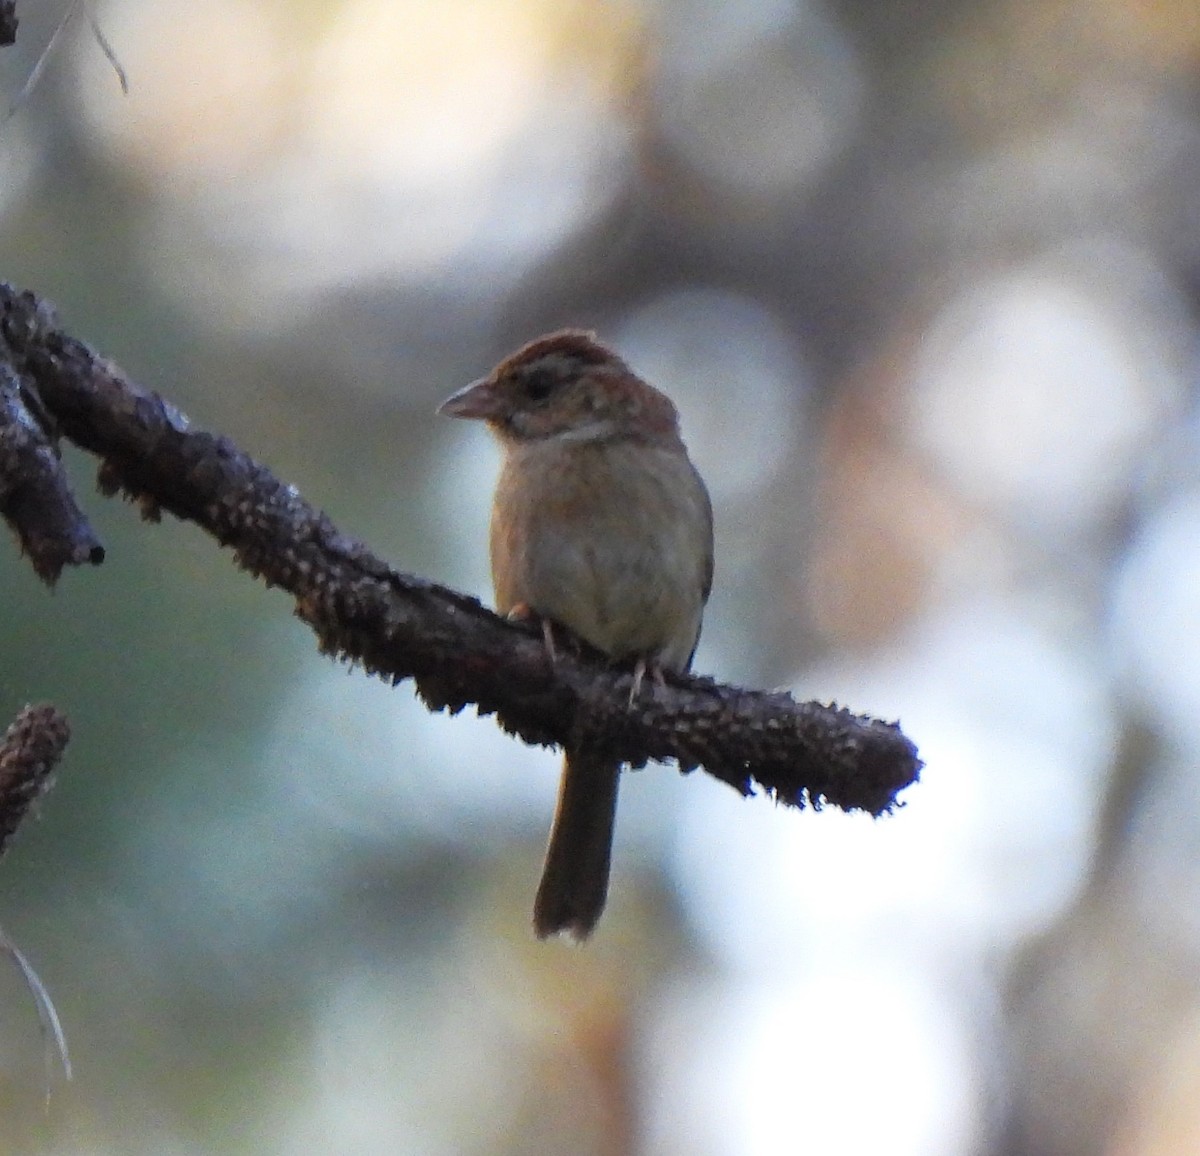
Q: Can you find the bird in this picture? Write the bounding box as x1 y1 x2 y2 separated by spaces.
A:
438 330 713 939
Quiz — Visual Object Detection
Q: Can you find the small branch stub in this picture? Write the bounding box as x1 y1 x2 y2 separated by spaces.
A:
0 362 104 582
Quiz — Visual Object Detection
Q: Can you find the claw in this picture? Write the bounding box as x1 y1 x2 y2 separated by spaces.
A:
507 603 557 664
541 618 558 665
628 658 645 705
628 658 668 705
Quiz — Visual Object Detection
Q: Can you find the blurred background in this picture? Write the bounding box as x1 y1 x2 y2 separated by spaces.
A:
2 0 1200 1152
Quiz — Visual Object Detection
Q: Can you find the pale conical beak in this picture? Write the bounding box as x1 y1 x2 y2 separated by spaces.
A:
437 378 504 421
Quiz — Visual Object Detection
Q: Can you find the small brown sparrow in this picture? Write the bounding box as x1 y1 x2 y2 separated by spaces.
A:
439 331 713 939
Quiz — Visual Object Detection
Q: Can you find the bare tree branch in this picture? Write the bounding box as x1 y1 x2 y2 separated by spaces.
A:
0 282 921 816
0 703 72 1086
0 703 69 858
0 361 104 581
0 2 16 48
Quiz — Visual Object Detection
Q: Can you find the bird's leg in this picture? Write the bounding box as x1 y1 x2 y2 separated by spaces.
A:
507 602 558 664
628 657 668 705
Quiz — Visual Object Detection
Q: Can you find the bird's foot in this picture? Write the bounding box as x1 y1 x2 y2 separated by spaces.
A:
628 657 668 706
507 602 558 664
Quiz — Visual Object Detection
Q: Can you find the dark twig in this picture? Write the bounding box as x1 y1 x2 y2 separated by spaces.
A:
0 283 921 816
0 703 69 857
0 361 104 582
0 2 16 48
0 705 72 1086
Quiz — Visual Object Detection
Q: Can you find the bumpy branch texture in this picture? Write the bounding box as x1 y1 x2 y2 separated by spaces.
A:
0 283 921 815
0 704 70 856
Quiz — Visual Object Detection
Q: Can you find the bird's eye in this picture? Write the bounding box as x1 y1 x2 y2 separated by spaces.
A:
521 365 559 402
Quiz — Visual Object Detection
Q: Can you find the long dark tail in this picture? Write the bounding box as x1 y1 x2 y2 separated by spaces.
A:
533 750 621 939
